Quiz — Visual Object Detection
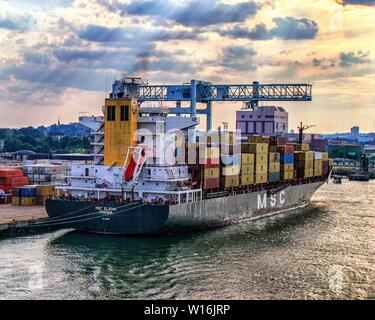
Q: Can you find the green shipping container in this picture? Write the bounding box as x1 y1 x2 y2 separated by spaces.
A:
268 172 280 182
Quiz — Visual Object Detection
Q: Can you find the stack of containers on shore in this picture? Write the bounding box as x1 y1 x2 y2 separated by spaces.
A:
36 185 56 205
240 145 255 186
12 186 37 206
294 144 315 178
247 136 269 184
0 168 29 194
220 132 240 188
277 144 295 180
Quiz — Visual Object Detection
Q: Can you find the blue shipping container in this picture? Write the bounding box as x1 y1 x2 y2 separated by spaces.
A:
280 154 294 164
18 187 37 197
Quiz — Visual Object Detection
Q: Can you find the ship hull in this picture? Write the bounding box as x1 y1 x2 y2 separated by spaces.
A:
45 181 325 235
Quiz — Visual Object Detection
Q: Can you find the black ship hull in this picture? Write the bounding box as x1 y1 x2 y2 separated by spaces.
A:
45 181 325 235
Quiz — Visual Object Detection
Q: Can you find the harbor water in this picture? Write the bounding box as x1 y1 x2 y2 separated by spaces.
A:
0 180 374 300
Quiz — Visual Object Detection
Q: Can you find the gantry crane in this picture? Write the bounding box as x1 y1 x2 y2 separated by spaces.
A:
110 77 313 130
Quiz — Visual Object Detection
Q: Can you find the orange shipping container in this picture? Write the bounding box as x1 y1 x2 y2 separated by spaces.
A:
0 170 24 178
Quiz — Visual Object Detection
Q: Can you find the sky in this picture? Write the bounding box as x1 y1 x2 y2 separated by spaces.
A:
0 0 374 133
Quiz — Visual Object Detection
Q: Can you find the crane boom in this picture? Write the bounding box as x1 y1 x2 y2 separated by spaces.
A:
110 77 313 130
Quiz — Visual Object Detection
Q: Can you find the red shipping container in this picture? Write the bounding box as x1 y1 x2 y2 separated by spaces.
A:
2 176 29 186
0 185 12 193
277 145 294 154
277 136 287 146
203 178 220 190
0 169 24 178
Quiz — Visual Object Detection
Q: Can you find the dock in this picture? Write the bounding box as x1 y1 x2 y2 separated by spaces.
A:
0 204 56 238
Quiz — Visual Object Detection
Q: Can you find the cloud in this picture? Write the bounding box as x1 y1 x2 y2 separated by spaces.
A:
312 58 336 69
218 17 319 40
78 25 203 43
335 0 375 6
0 14 31 31
339 51 371 67
101 0 260 27
220 45 257 71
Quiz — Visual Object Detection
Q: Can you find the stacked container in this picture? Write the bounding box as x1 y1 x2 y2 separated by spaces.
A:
12 186 37 206
268 152 281 182
322 152 330 176
246 142 268 184
0 168 29 194
240 153 255 185
220 154 240 188
278 145 295 181
295 151 315 178
313 152 323 176
36 185 56 205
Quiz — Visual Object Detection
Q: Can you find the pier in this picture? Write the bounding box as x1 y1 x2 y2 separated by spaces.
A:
0 204 55 238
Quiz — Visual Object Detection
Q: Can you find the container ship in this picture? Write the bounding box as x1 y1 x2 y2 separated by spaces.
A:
45 77 331 235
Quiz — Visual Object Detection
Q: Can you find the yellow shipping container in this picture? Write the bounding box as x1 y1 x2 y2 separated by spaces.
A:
248 136 270 144
204 168 220 179
269 152 280 163
255 163 268 174
222 175 240 188
20 197 36 206
241 153 255 165
255 173 268 184
241 164 255 175
322 152 329 161
222 165 241 176
294 144 310 151
255 153 268 164
314 160 323 176
269 162 280 173
221 132 236 143
295 151 315 162
12 196 20 206
248 143 269 154
241 174 254 186
281 171 294 180
301 169 314 178
36 185 56 196
281 164 294 171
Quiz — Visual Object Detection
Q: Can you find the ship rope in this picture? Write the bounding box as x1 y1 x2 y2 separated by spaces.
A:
28 203 146 228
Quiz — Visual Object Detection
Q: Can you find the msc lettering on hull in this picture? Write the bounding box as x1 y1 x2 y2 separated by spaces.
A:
257 191 286 209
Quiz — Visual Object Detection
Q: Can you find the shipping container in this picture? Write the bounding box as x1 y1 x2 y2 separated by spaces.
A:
221 175 240 188
222 165 241 176
277 145 294 154
297 168 314 178
255 163 268 174
280 164 294 172
280 154 294 164
255 174 268 184
241 153 255 165
322 161 330 175
295 160 314 170
247 143 269 154
203 178 220 190
204 167 220 179
0 176 29 186
295 151 315 162
20 197 36 206
255 153 268 164
322 152 329 161
0 169 24 178
269 152 280 163
241 174 254 186
268 172 280 182
294 144 310 151
277 136 287 145
269 162 280 173
248 136 270 144
314 152 323 160
269 145 278 153
12 196 21 206
13 186 37 197
280 171 294 180
241 164 255 175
